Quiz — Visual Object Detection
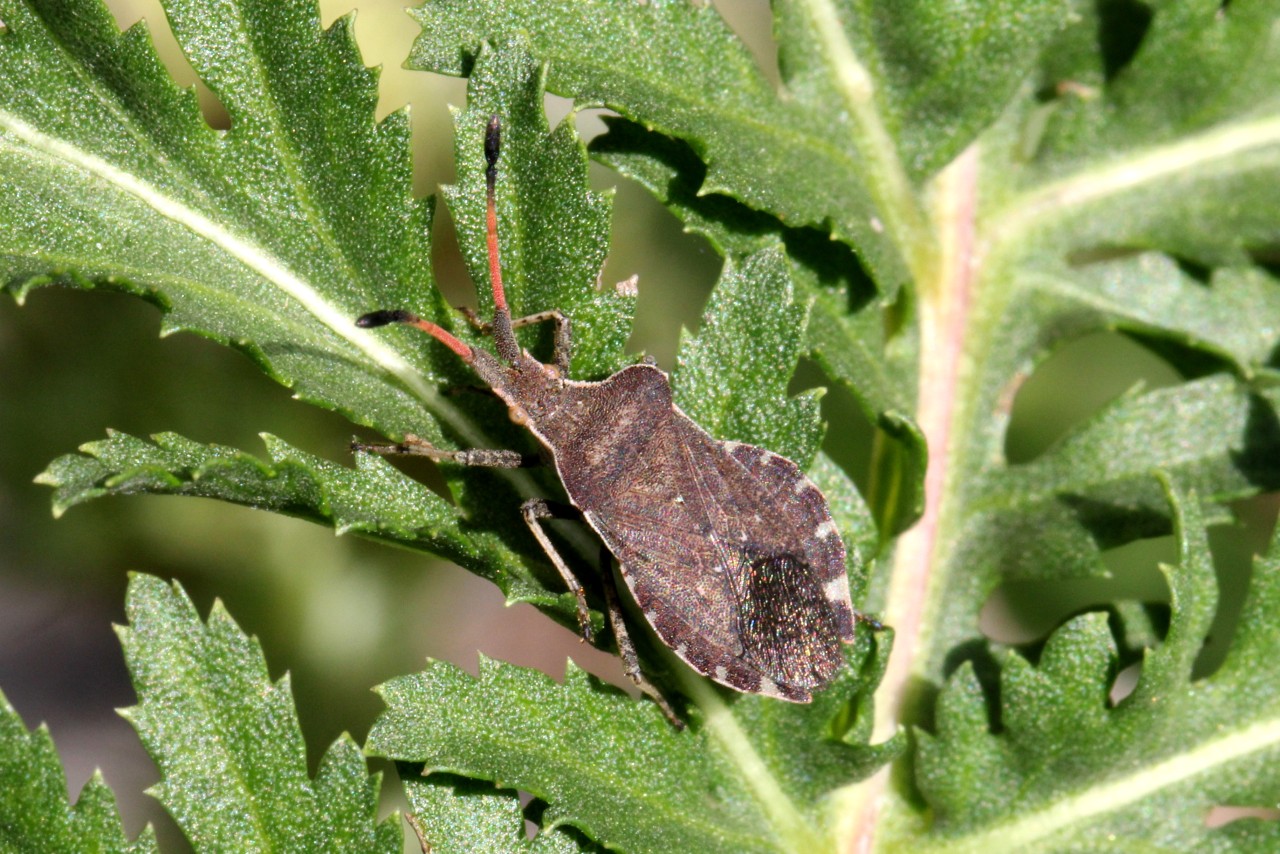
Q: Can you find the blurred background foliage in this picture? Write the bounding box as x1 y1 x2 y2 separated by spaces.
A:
0 0 1274 848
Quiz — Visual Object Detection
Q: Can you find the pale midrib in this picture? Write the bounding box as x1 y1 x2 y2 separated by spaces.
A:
933 712 1280 852
0 110 419 387
679 674 825 853
994 112 1280 238
1017 270 1239 367
0 108 563 511
48 2 376 351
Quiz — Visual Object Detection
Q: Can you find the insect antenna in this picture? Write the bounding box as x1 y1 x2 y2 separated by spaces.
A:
484 115 520 364
355 115 522 367
354 309 474 362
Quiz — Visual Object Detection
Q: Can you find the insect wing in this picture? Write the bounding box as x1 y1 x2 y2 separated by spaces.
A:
581 419 855 701
728 549 844 692
719 440 855 691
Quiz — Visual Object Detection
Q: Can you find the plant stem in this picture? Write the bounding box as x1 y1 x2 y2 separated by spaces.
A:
845 143 981 852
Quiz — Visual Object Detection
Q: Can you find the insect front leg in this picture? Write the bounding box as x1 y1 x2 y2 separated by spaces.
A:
459 306 573 374
351 434 540 468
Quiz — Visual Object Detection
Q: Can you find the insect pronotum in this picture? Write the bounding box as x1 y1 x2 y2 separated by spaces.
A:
356 116 875 724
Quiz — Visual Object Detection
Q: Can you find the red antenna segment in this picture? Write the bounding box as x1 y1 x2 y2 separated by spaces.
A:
355 115 520 366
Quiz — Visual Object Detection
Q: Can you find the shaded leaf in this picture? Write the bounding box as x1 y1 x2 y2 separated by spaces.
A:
35 430 582 618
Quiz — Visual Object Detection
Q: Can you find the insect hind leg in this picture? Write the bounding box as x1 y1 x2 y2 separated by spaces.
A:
521 500 685 728
600 554 685 729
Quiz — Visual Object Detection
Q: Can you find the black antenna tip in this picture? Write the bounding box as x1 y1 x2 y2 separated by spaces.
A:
485 115 501 168
356 309 414 329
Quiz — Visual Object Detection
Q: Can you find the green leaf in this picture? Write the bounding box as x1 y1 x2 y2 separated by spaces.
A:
909 476 1280 852
117 573 401 852
0 0 584 478
1024 254 1280 378
401 773 598 854
0 0 447 441
373 659 772 853
35 429 578 615
30 387 891 854
368 636 899 854
0 691 156 853
442 42 634 381
672 247 822 469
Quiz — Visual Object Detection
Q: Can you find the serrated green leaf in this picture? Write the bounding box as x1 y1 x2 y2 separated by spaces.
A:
35 429 586 620
0 691 157 853
1026 254 1280 377
673 247 822 468
912 371 1280 709
443 42 634 381
117 573 401 852
372 659 774 853
0 0 446 440
908 477 1280 853
401 773 598 854
368 635 899 854
409 0 1072 283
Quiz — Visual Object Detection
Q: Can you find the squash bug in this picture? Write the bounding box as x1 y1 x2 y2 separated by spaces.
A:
356 116 875 723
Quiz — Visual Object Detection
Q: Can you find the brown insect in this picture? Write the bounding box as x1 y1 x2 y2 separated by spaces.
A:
356 116 874 723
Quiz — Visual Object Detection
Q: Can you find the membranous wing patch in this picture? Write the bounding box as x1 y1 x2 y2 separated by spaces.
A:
727 547 844 691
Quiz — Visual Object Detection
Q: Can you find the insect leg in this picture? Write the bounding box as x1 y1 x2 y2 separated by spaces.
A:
600 555 685 729
854 611 885 631
351 434 539 468
458 306 573 374
521 498 595 642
